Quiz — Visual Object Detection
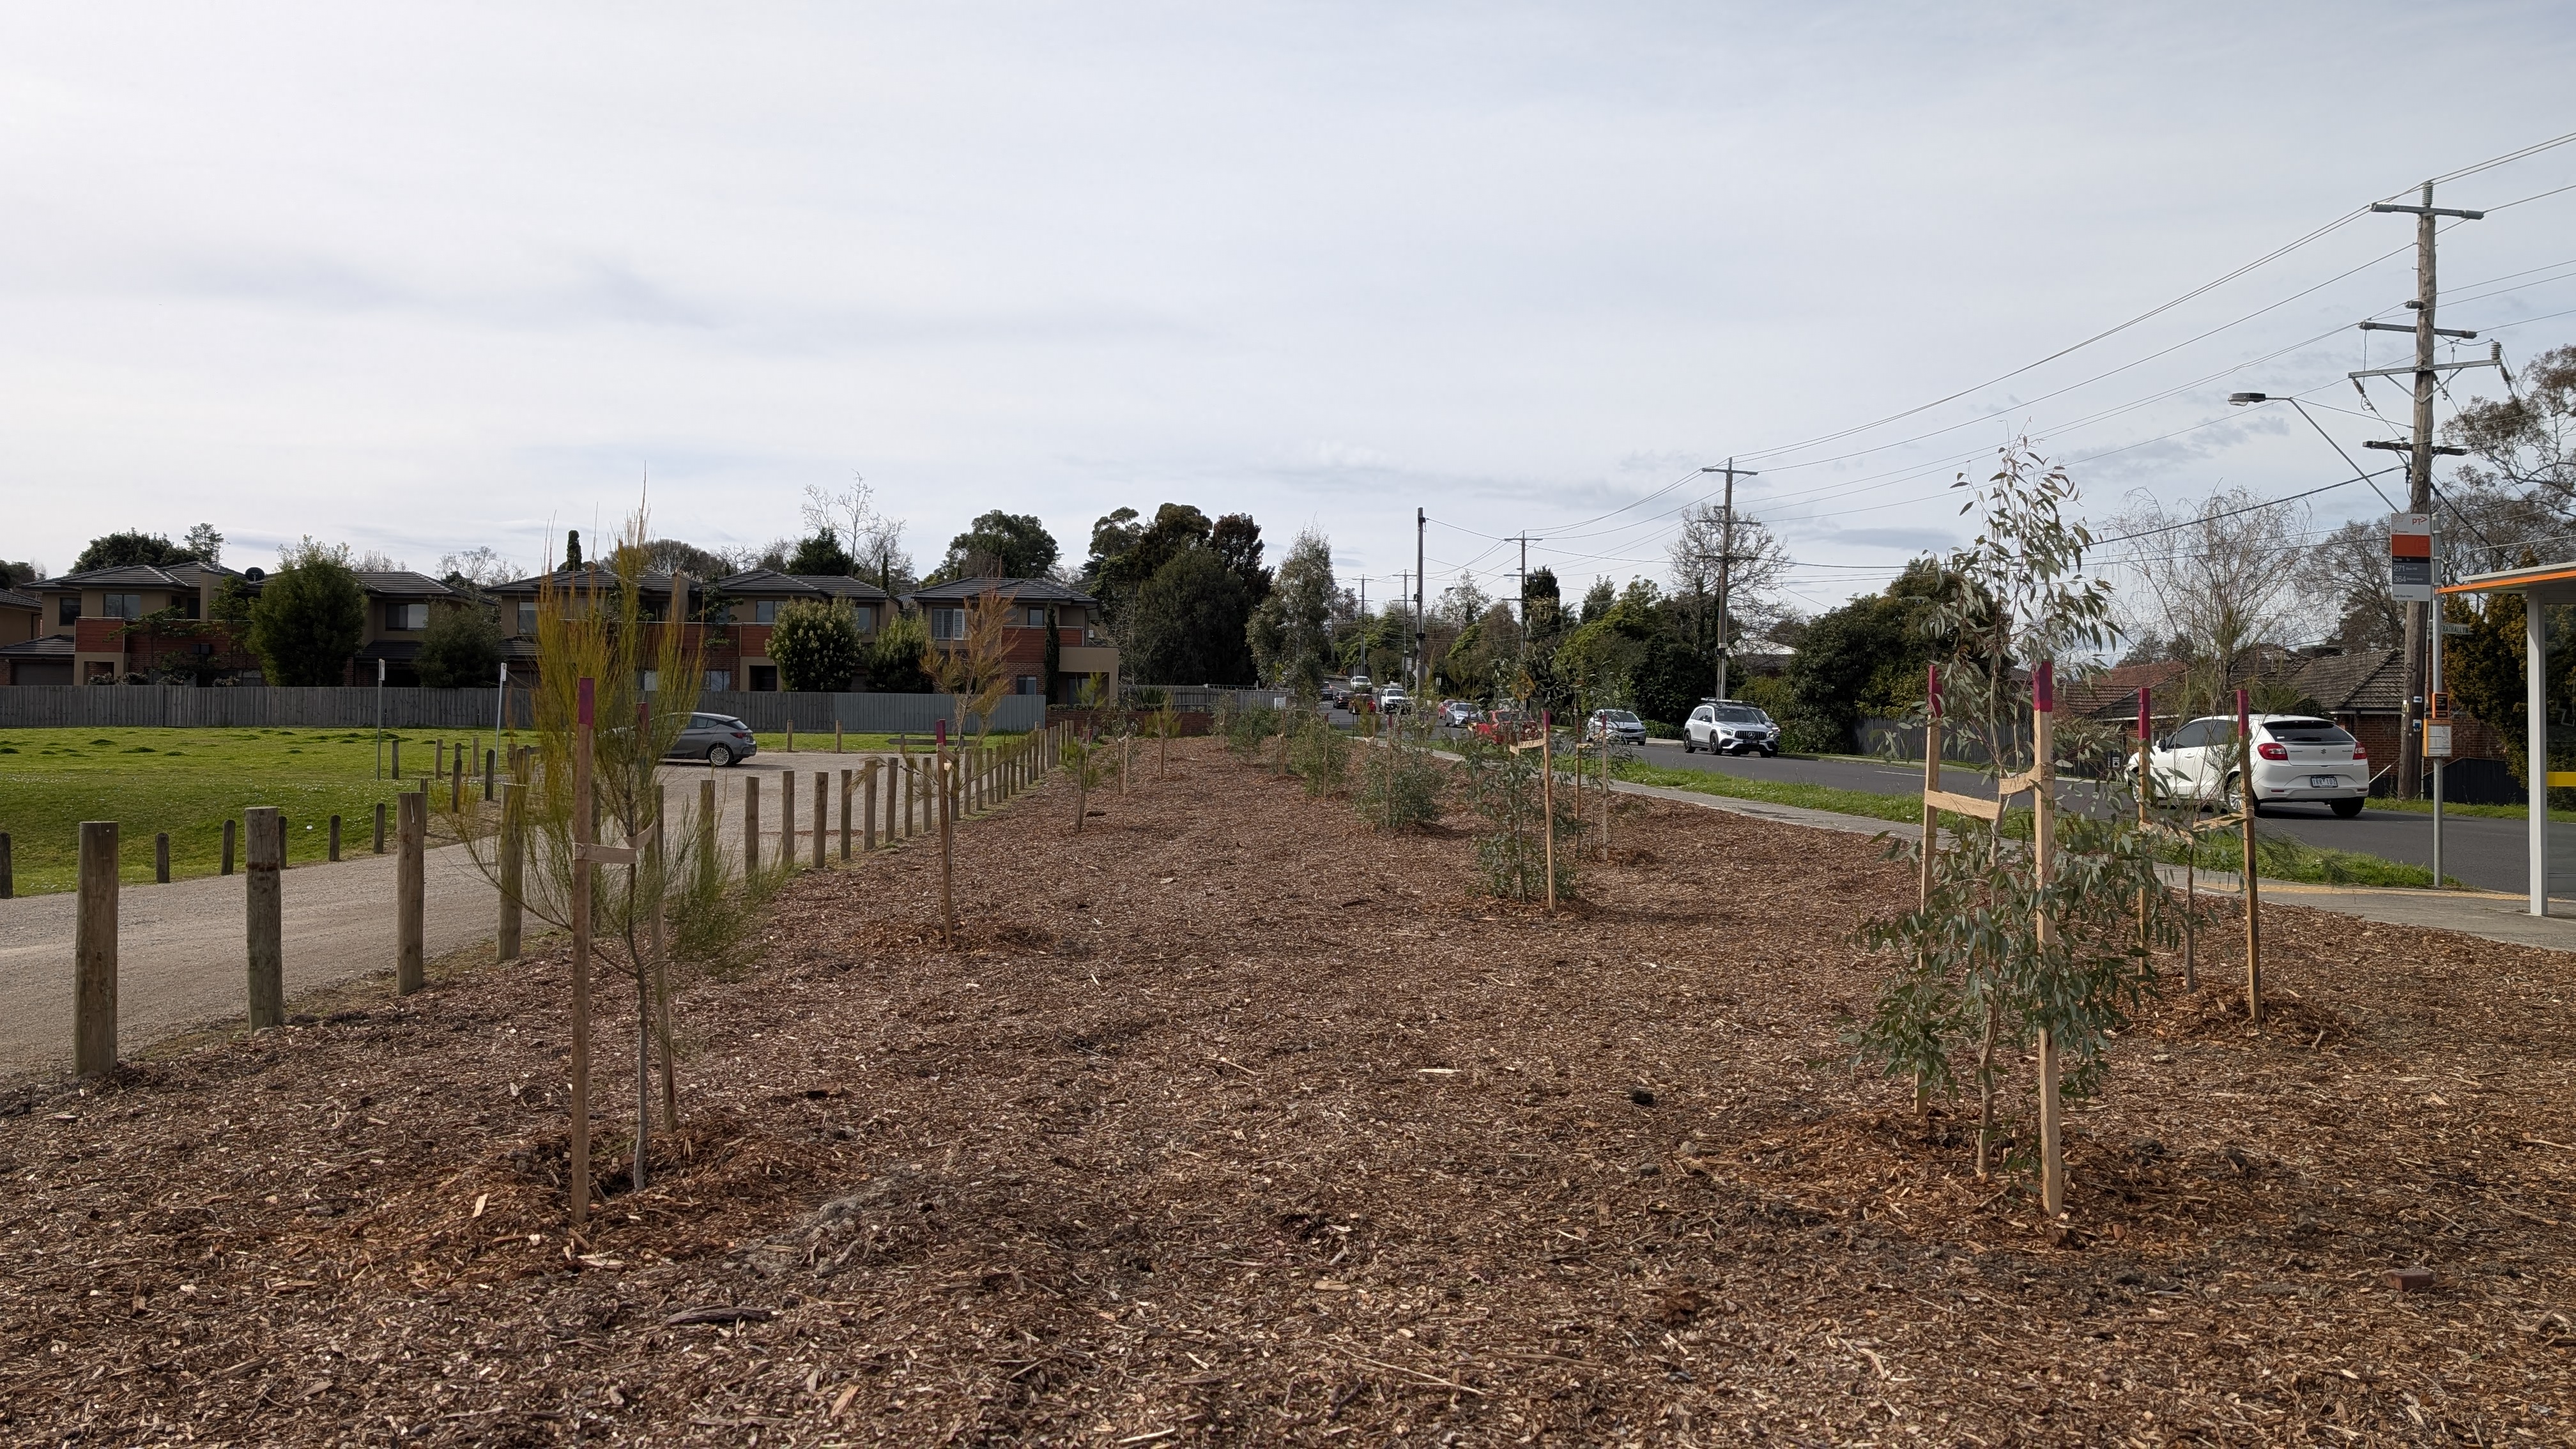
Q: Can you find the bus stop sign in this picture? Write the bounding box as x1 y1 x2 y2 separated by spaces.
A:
2390 513 2434 601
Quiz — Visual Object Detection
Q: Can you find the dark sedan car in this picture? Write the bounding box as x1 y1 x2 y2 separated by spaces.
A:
668 712 758 766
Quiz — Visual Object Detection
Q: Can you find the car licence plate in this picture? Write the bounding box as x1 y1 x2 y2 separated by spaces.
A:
2308 776 2340 789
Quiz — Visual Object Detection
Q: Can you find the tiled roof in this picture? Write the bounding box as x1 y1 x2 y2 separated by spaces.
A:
46 561 241 590
0 588 40 611
2062 661 2188 722
906 576 1098 606
2287 647 2407 714
0 635 74 657
791 574 893 602
353 640 425 661
486 566 683 599
351 571 459 599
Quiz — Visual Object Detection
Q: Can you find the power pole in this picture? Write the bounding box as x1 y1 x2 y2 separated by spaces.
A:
1505 532 1544 662
1414 507 1427 700
1700 459 1758 703
2368 183 2483 800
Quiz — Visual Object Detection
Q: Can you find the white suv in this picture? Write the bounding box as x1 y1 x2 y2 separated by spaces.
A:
1683 701 1779 756
2144 714 2369 818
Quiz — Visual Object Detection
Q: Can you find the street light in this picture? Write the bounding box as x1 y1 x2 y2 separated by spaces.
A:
2227 393 2402 512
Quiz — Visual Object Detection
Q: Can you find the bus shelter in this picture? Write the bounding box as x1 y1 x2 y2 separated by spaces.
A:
2440 562 2576 916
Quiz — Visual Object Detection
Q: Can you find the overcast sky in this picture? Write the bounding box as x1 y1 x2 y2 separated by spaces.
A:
6 3 2575 621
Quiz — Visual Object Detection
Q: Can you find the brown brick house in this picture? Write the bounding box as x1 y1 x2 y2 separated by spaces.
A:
486 567 894 691
906 576 1118 704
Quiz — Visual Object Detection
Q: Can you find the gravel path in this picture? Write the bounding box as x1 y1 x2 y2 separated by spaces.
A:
0 752 928 1078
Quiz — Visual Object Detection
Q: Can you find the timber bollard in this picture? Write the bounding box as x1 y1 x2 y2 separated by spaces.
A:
783 771 797 870
744 776 761 873
328 815 342 862
835 721 844 753
391 738 401 779
498 781 524 962
811 770 826 869
699 778 717 875
864 761 879 851
396 792 425 994
0 831 12 899
245 806 284 1029
155 831 171 884
75 822 117 1077
484 748 496 802
838 769 854 859
450 753 464 813
374 801 387 854
222 818 236 875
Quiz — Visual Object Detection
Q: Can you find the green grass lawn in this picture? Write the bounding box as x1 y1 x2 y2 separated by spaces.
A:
0 726 490 896
1611 758 2453 890
746 728 1034 756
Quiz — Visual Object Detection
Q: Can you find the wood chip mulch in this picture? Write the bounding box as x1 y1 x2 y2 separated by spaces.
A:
4 739 2573 1445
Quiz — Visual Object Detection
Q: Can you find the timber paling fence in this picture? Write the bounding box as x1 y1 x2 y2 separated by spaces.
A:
49 722 1077 1083
0 686 1042 735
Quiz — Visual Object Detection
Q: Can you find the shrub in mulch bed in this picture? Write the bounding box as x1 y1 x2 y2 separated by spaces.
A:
2 737 2572 1444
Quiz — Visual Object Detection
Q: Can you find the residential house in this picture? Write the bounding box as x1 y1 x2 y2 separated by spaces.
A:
906 576 1118 703
0 562 256 685
2284 645 2506 766
0 586 40 645
346 571 468 685
486 567 893 690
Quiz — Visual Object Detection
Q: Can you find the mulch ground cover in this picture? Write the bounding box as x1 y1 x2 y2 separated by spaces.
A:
3 738 2573 1445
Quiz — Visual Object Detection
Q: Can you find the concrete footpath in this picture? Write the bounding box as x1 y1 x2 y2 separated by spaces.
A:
1611 775 2576 956
0 751 939 1080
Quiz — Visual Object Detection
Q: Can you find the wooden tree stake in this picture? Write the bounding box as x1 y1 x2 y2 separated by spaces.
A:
396 792 425 993
498 779 524 962
569 677 597 1229
2238 687 2262 1025
839 768 854 860
2034 661 2064 1220
812 769 827 869
783 770 797 870
245 807 286 1029
864 761 880 851
1541 711 1556 912
222 817 237 876
1920 664 1940 910
937 723 956 946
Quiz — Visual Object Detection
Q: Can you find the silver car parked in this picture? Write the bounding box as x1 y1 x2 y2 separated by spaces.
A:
668 712 758 767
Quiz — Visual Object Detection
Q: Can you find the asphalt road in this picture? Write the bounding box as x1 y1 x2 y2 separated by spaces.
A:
1634 742 2540 895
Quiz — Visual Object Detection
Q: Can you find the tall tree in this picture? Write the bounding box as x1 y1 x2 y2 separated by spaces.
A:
70 530 200 574
645 538 733 580
417 603 503 687
1521 566 1564 651
1085 503 1215 638
1211 513 1271 604
804 476 912 594
246 539 367 686
1249 528 1337 698
1128 548 1255 686
786 528 857 576
767 600 864 691
2108 485 2306 716
564 530 585 569
183 524 224 567
2449 345 2576 516
935 511 1059 582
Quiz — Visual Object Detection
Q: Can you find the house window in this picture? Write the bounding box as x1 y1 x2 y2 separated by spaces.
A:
102 594 144 619
929 607 965 640
639 669 659 694
748 664 779 692
853 605 875 632
182 594 201 620
705 670 732 692
517 602 537 635
755 600 780 625
1016 675 1039 694
1025 607 1046 627
58 596 81 625
389 602 429 631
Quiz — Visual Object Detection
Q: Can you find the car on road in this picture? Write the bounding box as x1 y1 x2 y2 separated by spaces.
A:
1376 686 1410 713
1683 700 1779 756
1585 708 1648 746
2144 713 2368 817
1438 700 1483 728
668 712 759 767
1348 673 1372 694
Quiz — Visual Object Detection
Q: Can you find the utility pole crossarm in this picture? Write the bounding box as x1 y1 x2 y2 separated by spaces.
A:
2349 358 2501 379
2370 202 2485 219
2359 320 2477 339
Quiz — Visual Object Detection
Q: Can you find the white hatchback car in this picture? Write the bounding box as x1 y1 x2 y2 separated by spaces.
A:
2144 714 2370 817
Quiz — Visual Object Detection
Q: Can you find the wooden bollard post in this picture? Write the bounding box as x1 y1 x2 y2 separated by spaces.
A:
327 815 341 861
75 822 118 1077
786 721 795 753
155 831 171 883
2033 661 2064 1220
435 739 444 779
245 806 284 1029
450 753 464 813
699 778 717 874
396 792 425 995
812 770 827 869
744 775 761 873
835 721 844 753
391 737 401 780
484 748 496 802
864 762 879 851
374 801 387 855
0 831 12 899
937 723 955 946
498 780 524 962
783 770 798 870
222 817 237 876
838 769 853 861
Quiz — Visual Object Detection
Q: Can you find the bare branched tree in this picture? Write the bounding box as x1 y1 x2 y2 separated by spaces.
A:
804 475 913 594
1667 501 1791 684
2106 486 2307 714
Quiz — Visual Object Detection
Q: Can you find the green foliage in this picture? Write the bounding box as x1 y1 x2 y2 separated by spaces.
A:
1249 528 1337 699
862 609 935 693
1781 560 1943 751
1287 712 1351 796
1130 547 1257 687
936 510 1059 582
246 539 367 686
1353 726 1445 832
785 528 857 576
417 604 503 688
564 530 584 569
70 528 203 574
1460 734 1583 900
768 599 865 691
1222 703 1280 758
